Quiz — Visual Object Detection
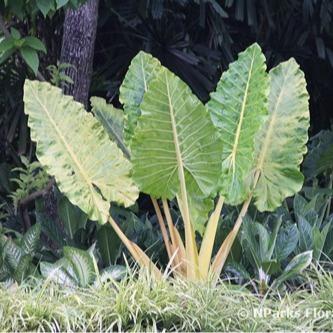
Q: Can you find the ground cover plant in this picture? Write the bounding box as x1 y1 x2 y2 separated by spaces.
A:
1 268 333 332
23 42 310 282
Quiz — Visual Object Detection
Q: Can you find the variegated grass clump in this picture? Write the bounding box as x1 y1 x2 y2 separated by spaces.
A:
1 267 333 332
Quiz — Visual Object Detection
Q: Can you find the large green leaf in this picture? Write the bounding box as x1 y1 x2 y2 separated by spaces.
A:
120 51 215 233
90 97 129 158
253 59 310 211
131 66 222 231
207 43 268 205
119 51 161 145
24 80 139 223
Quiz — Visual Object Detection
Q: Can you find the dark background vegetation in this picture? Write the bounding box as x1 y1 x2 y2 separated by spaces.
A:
92 0 333 133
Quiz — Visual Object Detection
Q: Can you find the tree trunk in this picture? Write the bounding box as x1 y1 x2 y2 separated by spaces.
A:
60 0 99 107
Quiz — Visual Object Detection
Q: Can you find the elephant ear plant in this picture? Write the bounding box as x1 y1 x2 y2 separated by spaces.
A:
23 43 310 282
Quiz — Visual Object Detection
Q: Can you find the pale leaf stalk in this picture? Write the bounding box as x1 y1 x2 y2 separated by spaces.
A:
108 216 162 279
162 199 186 274
210 171 260 284
151 197 173 260
173 227 186 268
198 195 225 279
176 187 199 279
210 194 252 284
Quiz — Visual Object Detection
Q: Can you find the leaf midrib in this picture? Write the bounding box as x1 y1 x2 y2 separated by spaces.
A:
141 55 148 92
229 50 256 174
256 68 289 172
165 72 186 193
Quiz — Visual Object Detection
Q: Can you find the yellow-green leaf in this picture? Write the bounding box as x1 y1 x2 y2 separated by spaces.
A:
253 59 310 211
119 51 161 145
207 43 268 205
24 80 139 223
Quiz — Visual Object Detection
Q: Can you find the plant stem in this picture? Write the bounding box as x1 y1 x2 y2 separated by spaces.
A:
151 197 173 259
162 199 186 273
22 208 31 231
162 199 177 248
210 171 260 284
211 194 253 284
108 216 162 279
198 195 224 279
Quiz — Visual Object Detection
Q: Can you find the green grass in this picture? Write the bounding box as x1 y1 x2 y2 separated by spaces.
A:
1 269 333 332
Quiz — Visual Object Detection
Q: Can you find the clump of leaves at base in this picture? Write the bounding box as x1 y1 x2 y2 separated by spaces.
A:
40 245 126 288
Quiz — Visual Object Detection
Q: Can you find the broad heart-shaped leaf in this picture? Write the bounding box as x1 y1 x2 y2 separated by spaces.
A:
90 97 130 158
24 80 139 223
120 51 215 231
119 51 161 145
253 59 310 211
131 67 222 232
207 43 268 205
